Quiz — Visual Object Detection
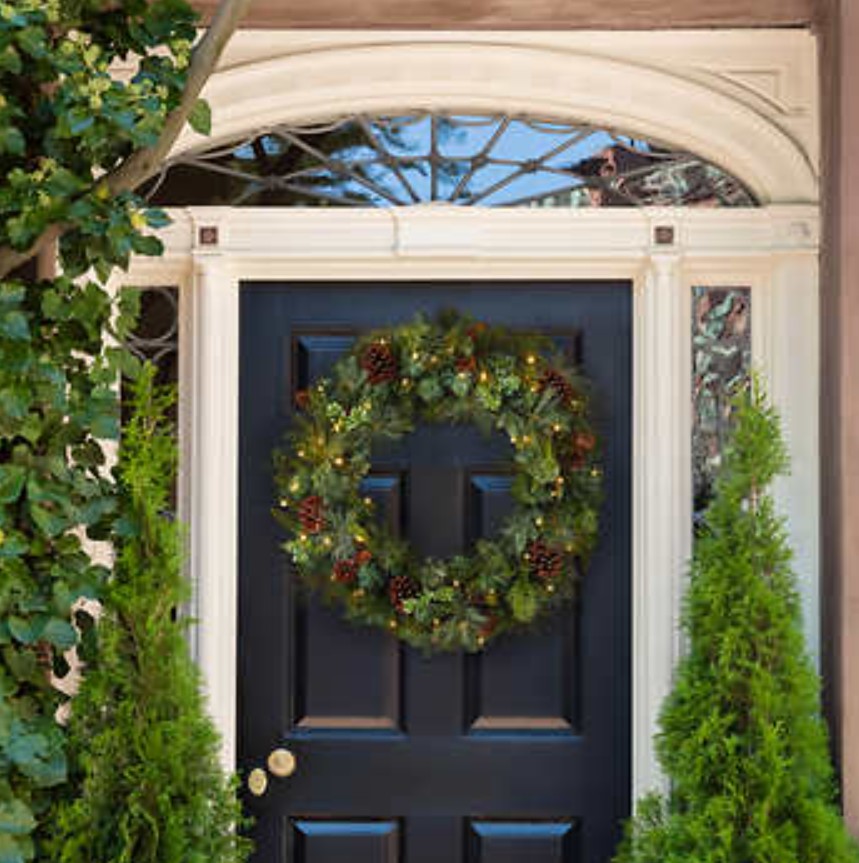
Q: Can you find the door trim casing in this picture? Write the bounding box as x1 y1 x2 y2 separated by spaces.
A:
116 203 820 805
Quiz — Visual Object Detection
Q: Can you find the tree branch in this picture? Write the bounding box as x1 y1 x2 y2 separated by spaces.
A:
0 0 253 281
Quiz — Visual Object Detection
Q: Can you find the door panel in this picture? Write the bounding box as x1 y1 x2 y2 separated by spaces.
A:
468 820 578 863
238 282 631 863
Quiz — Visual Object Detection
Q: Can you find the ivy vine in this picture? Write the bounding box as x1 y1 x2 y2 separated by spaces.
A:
0 2 208 859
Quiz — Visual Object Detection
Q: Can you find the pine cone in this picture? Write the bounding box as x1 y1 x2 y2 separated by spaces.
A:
478 613 499 641
388 574 420 612
573 431 596 453
333 559 358 585
361 342 398 384
526 540 564 581
540 369 577 404
297 495 325 534
566 429 596 470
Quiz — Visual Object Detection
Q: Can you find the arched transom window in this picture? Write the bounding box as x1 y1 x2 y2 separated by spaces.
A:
149 112 758 209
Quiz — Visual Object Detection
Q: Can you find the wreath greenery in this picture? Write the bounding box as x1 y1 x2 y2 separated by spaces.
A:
274 311 603 652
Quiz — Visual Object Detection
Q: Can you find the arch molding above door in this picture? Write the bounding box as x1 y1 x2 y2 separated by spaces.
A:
170 33 818 205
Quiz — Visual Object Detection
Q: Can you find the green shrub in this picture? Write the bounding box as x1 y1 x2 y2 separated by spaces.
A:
47 365 251 863
615 383 859 863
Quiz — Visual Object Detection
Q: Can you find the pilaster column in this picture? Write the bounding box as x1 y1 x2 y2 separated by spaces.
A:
190 250 240 768
634 250 692 799
763 250 820 657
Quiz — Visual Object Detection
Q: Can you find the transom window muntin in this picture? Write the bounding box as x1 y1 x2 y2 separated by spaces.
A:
148 112 758 209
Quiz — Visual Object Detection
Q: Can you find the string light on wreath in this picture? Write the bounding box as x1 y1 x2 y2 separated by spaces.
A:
274 311 604 653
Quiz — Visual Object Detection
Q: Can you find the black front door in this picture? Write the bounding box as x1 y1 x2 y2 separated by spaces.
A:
238 282 631 863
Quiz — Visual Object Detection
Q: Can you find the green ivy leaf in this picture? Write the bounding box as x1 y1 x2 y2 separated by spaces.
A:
130 233 163 256
0 388 29 420
187 98 211 135
7 731 66 788
40 619 77 650
89 410 119 440
15 26 47 58
0 284 26 306
0 311 29 342
7 617 38 646
145 208 171 229
2 645 39 684
28 503 69 538
66 109 95 136
0 799 36 836
0 832 33 863
0 45 22 74
0 466 26 504
0 126 25 156
0 533 29 559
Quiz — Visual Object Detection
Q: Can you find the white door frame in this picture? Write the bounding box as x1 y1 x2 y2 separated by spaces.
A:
114 28 820 803
118 203 820 804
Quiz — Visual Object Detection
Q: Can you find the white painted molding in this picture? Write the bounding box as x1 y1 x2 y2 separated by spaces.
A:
172 39 817 205
189 251 240 768
215 30 818 168
124 202 821 794
633 250 692 799
768 253 821 659
144 205 819 264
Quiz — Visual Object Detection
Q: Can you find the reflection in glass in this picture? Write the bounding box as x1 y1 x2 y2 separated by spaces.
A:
123 286 179 385
692 287 751 519
146 113 758 209
121 286 179 427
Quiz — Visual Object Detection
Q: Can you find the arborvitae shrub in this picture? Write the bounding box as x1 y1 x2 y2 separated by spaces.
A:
615 383 859 863
48 365 251 863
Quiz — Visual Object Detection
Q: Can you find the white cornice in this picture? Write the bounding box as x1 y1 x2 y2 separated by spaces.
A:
143 205 819 266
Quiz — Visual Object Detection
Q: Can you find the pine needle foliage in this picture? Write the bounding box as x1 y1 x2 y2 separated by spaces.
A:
47 365 251 863
615 382 858 863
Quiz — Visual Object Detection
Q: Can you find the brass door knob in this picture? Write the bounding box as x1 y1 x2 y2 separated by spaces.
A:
267 747 297 778
247 767 268 797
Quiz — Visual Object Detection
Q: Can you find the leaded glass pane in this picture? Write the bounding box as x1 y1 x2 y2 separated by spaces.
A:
147 113 757 209
124 286 179 385
122 285 179 426
692 287 752 519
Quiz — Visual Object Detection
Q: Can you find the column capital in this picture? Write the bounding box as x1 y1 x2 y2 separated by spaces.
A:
192 249 233 283
647 251 682 278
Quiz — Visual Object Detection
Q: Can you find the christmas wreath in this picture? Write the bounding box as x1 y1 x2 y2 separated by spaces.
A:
274 311 603 652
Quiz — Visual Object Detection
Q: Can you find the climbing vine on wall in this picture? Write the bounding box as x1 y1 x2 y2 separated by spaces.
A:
0 2 206 859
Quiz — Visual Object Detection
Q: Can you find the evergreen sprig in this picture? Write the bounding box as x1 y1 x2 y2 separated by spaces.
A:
615 381 859 863
274 311 603 652
46 365 251 863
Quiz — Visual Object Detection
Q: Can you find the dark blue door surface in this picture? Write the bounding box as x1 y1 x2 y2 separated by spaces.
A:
238 282 631 863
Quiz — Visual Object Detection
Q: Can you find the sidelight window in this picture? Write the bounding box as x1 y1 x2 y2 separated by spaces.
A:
692 287 752 519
